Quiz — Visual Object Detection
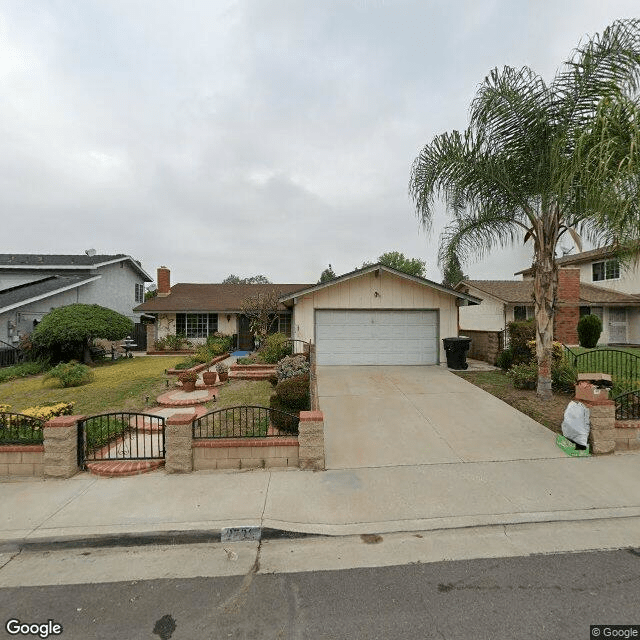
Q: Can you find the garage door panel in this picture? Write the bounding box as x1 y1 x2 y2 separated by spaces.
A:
316 310 439 366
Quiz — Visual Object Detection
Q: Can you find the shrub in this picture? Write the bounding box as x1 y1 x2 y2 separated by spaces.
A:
507 361 538 389
193 345 212 364
275 374 310 411
0 361 50 384
0 404 11 413
526 340 565 364
206 333 233 356
173 358 198 370
178 370 199 384
551 360 578 393
21 402 75 421
496 348 514 370
269 395 300 433
258 333 292 364
153 337 168 351
216 361 229 374
43 362 94 388
506 319 535 365
276 355 310 381
577 314 603 348
165 333 191 351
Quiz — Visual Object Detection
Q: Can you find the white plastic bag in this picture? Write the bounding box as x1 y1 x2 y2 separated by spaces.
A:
561 401 590 447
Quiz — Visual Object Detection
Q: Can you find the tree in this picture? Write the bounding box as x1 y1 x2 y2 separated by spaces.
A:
318 264 336 283
240 289 282 342
441 253 466 288
31 304 133 364
222 274 271 284
361 251 427 277
409 19 640 397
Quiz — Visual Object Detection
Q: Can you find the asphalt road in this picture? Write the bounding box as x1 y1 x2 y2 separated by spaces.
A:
2 547 640 639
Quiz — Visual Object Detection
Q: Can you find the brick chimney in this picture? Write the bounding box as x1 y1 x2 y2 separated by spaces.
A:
157 266 171 297
554 268 580 345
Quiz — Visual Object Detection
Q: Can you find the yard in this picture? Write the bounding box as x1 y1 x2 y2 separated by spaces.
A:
0 356 185 415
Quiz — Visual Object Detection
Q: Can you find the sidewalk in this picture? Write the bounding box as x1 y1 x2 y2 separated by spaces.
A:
3 451 640 550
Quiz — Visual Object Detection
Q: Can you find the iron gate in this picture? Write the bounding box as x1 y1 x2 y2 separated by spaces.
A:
77 412 165 467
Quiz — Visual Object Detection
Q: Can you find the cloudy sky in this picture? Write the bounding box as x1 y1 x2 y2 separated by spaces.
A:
1 1 637 286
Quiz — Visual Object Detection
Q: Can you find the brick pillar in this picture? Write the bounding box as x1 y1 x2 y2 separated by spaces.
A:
44 415 85 478
157 266 171 297
554 268 580 345
146 323 156 353
165 413 193 473
574 375 616 454
298 410 325 470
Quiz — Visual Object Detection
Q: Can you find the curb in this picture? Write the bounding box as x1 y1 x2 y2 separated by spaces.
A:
0 527 321 554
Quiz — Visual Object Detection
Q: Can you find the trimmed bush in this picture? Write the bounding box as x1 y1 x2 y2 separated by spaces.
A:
507 361 538 389
21 402 75 421
526 339 565 364
165 333 191 351
577 314 603 348
507 360 577 392
276 355 310 381
43 362 94 388
206 333 233 356
275 374 310 411
269 395 300 433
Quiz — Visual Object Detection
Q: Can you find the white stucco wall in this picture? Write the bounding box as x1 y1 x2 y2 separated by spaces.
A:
458 287 506 331
217 314 238 336
578 261 640 295
292 270 460 363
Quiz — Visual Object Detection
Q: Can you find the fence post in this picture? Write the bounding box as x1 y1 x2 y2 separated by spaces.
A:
43 415 85 478
575 374 616 454
298 410 325 470
165 413 193 473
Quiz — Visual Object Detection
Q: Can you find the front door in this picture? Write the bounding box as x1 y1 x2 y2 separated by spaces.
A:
238 315 254 351
609 308 627 344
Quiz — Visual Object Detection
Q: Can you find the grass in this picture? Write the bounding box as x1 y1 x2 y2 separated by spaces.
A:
563 346 640 395
0 356 184 415
455 370 573 434
208 379 273 410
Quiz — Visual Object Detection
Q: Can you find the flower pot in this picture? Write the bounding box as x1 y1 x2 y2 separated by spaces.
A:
181 380 197 392
202 371 217 386
218 371 229 382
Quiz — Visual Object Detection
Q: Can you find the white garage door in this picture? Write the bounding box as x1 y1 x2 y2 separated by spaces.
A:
315 309 439 365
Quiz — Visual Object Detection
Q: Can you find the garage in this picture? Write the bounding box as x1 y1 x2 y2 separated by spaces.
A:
280 264 481 366
315 309 438 365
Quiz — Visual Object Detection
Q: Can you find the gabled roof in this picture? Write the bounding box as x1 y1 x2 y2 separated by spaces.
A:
460 279 640 306
0 254 152 281
0 275 101 314
278 264 482 304
134 283 312 313
515 246 617 276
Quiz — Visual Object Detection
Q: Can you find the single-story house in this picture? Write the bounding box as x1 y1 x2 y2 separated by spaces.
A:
0 253 152 348
135 264 481 365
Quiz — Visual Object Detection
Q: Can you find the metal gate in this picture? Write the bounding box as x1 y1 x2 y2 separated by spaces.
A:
77 412 165 468
133 323 148 351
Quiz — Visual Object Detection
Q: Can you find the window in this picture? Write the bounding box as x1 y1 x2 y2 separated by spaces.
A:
134 283 144 303
592 259 620 281
176 313 218 338
266 312 292 337
514 306 533 321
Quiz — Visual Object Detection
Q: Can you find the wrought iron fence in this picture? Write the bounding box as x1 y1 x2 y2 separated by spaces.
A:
193 405 299 438
614 390 640 420
0 342 21 367
563 346 640 390
284 339 311 355
78 412 165 465
0 412 44 444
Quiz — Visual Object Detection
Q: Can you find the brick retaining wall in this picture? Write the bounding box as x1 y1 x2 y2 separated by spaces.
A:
0 445 44 477
462 330 504 365
193 437 299 470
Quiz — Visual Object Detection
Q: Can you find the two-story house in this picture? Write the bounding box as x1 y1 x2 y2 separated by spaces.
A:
0 253 153 348
456 247 640 361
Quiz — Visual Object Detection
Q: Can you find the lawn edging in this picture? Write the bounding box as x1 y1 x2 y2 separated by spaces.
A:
167 353 230 376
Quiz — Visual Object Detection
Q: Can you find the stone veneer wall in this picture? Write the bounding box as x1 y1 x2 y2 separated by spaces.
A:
0 445 44 477
462 330 504 365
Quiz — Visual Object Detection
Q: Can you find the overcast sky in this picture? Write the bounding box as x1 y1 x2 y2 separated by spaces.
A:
1 1 637 286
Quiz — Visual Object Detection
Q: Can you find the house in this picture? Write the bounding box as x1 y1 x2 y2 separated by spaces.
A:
136 265 481 365
0 253 153 348
456 247 640 361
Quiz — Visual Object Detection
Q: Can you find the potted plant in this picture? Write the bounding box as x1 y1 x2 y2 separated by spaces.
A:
216 361 229 382
202 370 218 386
178 370 199 392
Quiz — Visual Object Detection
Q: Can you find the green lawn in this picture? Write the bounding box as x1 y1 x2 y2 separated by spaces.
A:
0 356 184 415
562 346 640 394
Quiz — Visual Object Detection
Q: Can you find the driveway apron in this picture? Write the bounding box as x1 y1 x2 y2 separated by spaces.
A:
317 366 564 470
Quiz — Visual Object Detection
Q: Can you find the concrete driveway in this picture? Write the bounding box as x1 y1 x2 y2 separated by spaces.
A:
317 365 564 469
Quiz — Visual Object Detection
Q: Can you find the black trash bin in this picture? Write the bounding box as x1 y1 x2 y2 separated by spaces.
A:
442 336 472 370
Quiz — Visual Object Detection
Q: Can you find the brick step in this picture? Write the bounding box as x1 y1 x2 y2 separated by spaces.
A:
230 371 274 380
86 459 165 477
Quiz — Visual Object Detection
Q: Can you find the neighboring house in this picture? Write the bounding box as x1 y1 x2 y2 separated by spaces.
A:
457 246 640 359
0 253 153 348
137 265 481 365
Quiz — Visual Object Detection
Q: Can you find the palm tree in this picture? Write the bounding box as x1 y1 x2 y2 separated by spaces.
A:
409 19 640 398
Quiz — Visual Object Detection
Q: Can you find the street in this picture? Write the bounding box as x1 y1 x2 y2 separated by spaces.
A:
1 536 639 639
